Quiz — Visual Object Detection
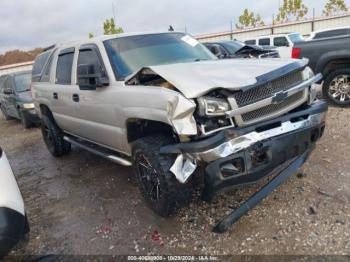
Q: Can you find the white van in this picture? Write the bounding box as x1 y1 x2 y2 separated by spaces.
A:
244 33 305 58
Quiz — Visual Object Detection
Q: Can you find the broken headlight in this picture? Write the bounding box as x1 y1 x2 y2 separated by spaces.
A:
197 97 231 116
302 66 314 81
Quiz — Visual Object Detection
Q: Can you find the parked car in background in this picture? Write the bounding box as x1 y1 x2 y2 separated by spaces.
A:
305 27 350 41
203 40 279 59
0 71 39 128
292 34 350 106
0 146 29 257
31 32 326 221
244 33 304 58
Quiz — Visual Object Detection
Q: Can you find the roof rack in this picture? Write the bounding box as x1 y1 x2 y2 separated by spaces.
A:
43 44 56 52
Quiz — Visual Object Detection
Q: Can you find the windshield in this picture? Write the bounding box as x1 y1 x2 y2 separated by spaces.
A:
220 41 245 54
289 33 304 43
104 33 216 78
14 73 31 92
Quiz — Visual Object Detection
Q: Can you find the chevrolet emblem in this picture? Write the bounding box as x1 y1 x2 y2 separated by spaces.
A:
272 91 288 104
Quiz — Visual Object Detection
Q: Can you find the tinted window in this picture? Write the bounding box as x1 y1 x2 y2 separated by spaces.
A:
315 29 348 39
245 40 256 45
32 51 51 76
104 33 216 78
40 51 55 82
78 49 102 69
56 50 74 85
258 38 270 46
273 37 288 47
14 73 31 92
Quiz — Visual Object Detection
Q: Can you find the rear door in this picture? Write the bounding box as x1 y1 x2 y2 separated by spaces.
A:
50 47 80 134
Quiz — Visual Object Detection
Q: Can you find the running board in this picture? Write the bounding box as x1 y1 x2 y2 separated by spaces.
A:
63 136 132 166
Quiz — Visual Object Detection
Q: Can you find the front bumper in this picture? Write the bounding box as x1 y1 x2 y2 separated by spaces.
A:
161 100 327 200
21 108 40 124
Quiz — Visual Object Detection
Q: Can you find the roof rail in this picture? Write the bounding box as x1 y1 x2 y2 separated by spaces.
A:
43 44 56 52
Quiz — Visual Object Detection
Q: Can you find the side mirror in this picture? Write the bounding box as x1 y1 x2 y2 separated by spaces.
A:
77 64 109 90
3 88 13 95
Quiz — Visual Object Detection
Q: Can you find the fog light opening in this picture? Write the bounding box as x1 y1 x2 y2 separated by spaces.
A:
221 157 245 178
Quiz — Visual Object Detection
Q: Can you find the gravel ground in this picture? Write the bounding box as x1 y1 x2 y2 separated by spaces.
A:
1 105 349 258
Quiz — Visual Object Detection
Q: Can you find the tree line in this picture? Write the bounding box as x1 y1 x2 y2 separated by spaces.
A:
236 0 348 29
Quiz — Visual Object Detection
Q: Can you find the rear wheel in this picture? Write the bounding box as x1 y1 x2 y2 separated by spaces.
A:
132 135 193 217
41 115 71 157
0 105 11 120
323 69 350 106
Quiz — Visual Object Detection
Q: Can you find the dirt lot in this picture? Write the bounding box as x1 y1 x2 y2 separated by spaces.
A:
1 105 350 258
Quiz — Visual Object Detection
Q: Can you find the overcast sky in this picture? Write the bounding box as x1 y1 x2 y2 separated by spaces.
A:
0 0 348 54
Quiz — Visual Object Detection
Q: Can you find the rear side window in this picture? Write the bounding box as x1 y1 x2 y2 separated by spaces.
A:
244 40 256 45
258 38 270 46
32 51 51 78
56 48 75 85
273 37 288 47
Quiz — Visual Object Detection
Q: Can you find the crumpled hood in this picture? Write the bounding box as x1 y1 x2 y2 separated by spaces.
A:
127 58 307 98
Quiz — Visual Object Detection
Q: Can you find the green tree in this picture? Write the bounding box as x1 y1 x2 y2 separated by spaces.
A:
103 18 124 35
323 0 348 16
88 32 94 39
276 0 308 23
236 8 265 29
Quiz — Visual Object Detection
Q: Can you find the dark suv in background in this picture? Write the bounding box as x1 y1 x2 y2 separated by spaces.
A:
0 71 39 128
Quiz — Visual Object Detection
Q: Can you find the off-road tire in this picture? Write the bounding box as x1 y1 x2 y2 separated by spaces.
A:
132 134 193 217
322 69 350 107
41 115 71 157
0 105 11 120
20 110 32 129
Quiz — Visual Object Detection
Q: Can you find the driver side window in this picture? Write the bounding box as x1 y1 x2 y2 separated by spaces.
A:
78 49 102 71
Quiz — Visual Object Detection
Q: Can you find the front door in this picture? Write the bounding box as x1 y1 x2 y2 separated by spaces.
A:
3 77 18 118
73 45 124 151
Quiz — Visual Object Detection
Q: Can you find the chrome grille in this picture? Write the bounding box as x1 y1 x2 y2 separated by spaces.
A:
241 91 304 122
232 71 303 107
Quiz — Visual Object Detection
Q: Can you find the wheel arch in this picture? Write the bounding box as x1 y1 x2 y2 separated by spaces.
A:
316 54 350 79
126 118 179 144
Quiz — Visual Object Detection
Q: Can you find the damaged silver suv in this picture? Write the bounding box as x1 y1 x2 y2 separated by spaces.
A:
32 32 327 223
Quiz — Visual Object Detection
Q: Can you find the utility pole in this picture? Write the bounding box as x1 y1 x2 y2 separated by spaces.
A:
112 2 116 21
312 8 315 31
230 21 233 40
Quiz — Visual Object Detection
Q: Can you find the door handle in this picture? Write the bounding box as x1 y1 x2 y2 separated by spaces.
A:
53 92 58 99
72 94 79 102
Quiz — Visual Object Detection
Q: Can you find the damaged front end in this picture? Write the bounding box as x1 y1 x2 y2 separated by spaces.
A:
127 60 327 201
161 65 327 214
162 100 327 200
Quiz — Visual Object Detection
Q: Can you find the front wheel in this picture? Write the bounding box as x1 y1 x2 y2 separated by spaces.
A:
132 135 193 217
323 69 350 106
20 110 32 129
41 115 71 157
